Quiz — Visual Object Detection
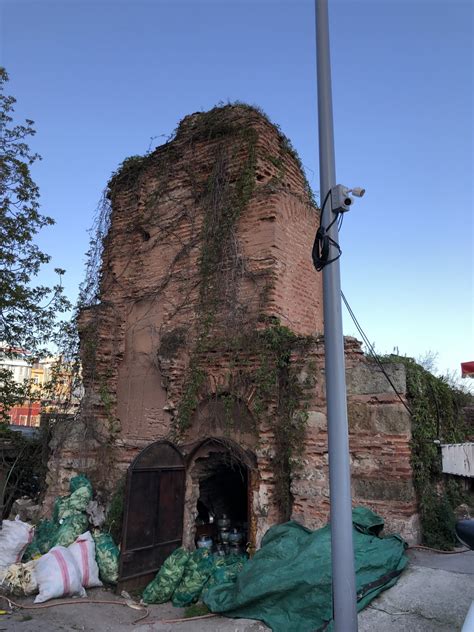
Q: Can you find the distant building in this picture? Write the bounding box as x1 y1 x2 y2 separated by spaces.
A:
0 345 80 426
0 347 32 384
7 401 41 427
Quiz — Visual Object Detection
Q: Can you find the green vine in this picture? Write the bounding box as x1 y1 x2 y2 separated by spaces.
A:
169 104 315 515
175 364 206 435
103 475 126 544
99 377 120 437
399 358 472 549
198 126 257 321
75 103 317 517
176 320 312 519
107 154 151 193
254 323 312 518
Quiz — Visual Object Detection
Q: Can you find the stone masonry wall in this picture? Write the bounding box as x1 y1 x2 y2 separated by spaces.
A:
45 105 420 544
290 337 420 543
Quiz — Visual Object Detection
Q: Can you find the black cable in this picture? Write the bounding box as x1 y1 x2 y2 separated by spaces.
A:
318 189 332 225
312 189 342 272
341 291 413 415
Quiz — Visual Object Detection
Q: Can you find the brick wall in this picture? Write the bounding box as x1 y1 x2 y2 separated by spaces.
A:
45 105 419 544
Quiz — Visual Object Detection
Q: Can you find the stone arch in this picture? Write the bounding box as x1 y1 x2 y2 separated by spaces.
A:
181 435 258 550
183 392 258 448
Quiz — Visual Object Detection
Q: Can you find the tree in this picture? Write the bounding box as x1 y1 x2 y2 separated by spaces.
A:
416 350 439 375
0 67 71 417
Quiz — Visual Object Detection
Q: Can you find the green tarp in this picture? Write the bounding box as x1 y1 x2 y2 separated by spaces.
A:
204 507 408 632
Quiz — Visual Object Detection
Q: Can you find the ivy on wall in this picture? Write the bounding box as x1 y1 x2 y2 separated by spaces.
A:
74 104 317 516
103 475 126 544
174 320 314 520
401 358 473 549
166 106 316 518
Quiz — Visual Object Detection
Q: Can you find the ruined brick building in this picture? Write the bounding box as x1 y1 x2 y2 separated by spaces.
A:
46 105 419 588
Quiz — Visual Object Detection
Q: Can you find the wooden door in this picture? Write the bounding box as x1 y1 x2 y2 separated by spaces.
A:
118 440 185 591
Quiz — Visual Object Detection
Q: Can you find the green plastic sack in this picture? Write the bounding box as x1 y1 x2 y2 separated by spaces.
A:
142 548 191 604
22 541 41 562
52 476 93 523
93 532 120 584
204 554 247 593
23 519 59 561
23 474 94 561
172 549 215 608
57 486 92 520
55 513 89 547
70 474 93 495
52 497 65 524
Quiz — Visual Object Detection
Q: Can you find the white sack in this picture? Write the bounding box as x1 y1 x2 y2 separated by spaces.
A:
0 518 34 570
34 546 86 603
68 531 102 588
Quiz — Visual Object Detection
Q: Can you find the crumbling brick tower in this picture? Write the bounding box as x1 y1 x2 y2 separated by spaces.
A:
46 105 419 587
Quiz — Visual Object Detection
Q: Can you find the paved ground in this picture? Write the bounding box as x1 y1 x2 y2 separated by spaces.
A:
407 547 474 575
358 562 474 631
1 548 473 631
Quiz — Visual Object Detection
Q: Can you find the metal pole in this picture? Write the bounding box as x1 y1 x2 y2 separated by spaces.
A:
315 1 358 630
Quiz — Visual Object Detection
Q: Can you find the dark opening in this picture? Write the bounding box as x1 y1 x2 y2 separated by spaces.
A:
198 462 248 523
194 450 248 548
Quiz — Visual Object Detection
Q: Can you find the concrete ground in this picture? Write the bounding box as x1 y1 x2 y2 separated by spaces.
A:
358 551 474 632
1 549 473 631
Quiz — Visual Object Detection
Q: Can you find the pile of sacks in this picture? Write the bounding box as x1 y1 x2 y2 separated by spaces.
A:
142 548 247 607
4 529 102 602
0 474 120 603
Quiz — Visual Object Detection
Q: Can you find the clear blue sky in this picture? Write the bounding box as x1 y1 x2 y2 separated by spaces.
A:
1 0 473 379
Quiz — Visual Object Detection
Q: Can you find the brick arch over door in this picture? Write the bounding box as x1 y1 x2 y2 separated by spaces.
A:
184 393 258 448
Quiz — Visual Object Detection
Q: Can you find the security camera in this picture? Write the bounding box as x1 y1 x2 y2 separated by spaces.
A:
330 184 366 213
331 185 353 213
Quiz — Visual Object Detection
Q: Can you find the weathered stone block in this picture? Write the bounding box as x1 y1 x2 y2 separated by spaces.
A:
347 402 374 433
383 513 421 544
9 498 41 524
346 363 406 396
306 411 327 433
353 478 416 502
373 404 411 435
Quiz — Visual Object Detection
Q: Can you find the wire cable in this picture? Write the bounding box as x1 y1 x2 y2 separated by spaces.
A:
312 189 343 272
341 291 412 415
318 189 332 226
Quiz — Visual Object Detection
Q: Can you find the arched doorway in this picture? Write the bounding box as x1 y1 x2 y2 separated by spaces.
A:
118 437 256 590
182 438 256 550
